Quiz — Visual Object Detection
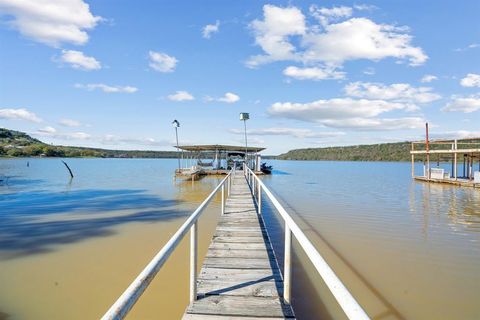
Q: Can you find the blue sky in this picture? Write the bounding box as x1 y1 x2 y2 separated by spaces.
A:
0 0 479 154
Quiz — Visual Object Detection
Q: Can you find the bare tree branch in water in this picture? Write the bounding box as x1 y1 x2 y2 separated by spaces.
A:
61 160 74 179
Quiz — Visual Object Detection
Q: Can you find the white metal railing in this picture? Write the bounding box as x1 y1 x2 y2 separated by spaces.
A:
101 169 234 320
244 165 370 320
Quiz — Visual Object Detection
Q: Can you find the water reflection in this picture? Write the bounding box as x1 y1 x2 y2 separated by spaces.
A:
409 180 480 235
0 188 185 259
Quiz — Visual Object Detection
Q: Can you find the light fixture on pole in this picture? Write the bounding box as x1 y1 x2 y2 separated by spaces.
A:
172 120 180 171
240 113 249 168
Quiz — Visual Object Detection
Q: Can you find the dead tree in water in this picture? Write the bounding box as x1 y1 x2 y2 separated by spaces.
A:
61 160 74 178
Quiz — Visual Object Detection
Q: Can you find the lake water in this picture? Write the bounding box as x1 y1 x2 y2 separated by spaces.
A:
0 158 479 319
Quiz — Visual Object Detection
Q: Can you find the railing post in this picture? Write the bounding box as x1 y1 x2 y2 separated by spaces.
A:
258 181 262 214
227 175 230 196
190 222 198 302
284 225 292 304
221 184 225 215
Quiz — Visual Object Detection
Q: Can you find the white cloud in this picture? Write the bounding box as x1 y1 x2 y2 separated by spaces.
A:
247 5 306 68
59 118 81 127
344 82 441 104
283 65 345 80
460 73 480 87
206 92 240 103
148 51 178 73
0 108 42 122
167 91 194 101
268 98 426 131
302 18 427 67
420 74 437 83
309 5 352 26
429 130 480 140
35 128 91 140
101 134 171 147
38 126 56 134
320 117 425 130
247 5 427 75
0 0 102 46
363 67 375 75
454 43 479 52
230 127 345 139
74 83 138 93
59 50 101 70
442 95 480 113
202 20 220 39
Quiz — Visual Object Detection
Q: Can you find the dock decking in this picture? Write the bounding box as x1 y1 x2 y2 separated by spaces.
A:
183 173 295 319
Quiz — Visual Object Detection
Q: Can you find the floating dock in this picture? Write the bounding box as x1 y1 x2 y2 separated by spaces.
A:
183 173 294 319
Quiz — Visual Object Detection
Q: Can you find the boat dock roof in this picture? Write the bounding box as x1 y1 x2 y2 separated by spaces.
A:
177 144 266 153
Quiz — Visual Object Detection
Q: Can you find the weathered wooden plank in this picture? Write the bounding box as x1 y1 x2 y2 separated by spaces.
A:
206 249 272 259
183 314 288 320
186 296 295 318
209 242 269 251
198 279 282 298
212 236 266 243
202 257 276 269
183 173 294 319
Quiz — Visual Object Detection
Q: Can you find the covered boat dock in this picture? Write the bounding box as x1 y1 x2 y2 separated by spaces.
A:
175 144 266 179
410 137 480 188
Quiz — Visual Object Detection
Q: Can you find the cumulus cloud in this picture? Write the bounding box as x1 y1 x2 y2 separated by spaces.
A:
230 127 345 139
247 4 427 77
0 108 42 122
460 73 480 87
74 83 138 93
167 91 194 101
344 82 441 104
59 118 81 127
202 20 220 39
148 51 178 73
247 5 306 67
59 50 101 70
0 0 102 46
206 92 240 103
101 134 171 147
320 117 425 130
442 95 480 113
420 75 437 83
283 65 345 80
309 5 353 26
268 98 425 131
35 128 91 140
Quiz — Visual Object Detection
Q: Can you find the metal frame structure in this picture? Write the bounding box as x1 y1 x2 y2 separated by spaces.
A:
244 165 370 320
101 170 234 320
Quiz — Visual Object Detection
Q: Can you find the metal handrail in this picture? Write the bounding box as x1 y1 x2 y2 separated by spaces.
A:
102 169 234 320
244 166 370 320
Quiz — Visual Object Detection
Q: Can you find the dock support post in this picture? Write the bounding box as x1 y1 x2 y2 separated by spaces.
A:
284 225 292 304
190 222 198 302
411 142 414 178
221 184 225 215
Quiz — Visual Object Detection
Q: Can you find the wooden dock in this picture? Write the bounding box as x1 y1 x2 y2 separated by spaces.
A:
183 173 295 319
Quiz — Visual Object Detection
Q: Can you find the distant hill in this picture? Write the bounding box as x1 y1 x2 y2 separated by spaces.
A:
0 128 178 158
278 142 413 162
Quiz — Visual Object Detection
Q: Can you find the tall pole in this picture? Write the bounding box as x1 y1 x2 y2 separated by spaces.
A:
172 120 181 171
175 126 180 170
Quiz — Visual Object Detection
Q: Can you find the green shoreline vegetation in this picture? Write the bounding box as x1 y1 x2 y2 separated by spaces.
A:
0 127 432 161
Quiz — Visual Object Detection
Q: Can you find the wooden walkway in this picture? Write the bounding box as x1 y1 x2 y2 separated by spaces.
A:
183 173 295 319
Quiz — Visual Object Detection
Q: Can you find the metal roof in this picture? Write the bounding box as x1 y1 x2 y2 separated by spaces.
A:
176 144 265 152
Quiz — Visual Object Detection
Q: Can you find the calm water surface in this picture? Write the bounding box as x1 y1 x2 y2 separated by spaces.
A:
0 158 479 319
